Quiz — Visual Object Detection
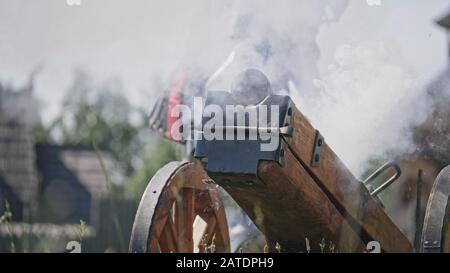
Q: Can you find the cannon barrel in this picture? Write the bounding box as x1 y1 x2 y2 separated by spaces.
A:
195 73 414 252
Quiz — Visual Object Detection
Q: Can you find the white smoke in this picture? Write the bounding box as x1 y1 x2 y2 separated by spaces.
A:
296 43 430 175
174 0 348 95
0 0 445 177
177 0 435 176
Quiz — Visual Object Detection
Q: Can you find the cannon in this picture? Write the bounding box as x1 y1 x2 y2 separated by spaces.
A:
129 69 450 253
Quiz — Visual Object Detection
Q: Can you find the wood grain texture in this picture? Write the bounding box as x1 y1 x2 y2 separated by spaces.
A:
443 221 450 253
222 144 366 252
283 107 413 252
143 163 230 253
176 188 194 252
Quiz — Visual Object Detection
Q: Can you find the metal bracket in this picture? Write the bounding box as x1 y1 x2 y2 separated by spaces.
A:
310 130 324 168
194 93 293 187
363 161 401 196
280 101 294 137
422 240 441 250
420 165 450 253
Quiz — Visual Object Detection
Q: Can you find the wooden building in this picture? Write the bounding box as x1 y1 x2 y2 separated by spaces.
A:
0 81 134 252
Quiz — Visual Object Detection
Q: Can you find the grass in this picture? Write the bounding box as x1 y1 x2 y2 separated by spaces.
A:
77 219 87 250
93 140 126 251
0 201 16 253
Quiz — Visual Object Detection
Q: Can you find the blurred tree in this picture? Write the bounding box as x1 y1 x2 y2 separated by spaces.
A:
33 123 52 144
42 70 146 177
125 138 180 199
33 69 180 196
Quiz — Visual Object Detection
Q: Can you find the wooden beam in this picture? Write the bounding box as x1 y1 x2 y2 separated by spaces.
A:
282 107 414 252
224 142 366 252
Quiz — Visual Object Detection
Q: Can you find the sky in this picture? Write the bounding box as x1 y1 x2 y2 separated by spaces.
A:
0 0 447 123
0 0 449 174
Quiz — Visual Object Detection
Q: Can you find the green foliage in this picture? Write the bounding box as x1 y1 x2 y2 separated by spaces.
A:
125 138 180 198
27 69 182 253
33 69 179 200
0 201 16 253
77 219 86 244
33 71 143 175
0 201 12 224
23 69 182 252
32 123 52 144
41 70 149 177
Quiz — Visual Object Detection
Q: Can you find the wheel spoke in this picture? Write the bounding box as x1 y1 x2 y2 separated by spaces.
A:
176 188 195 252
199 216 217 253
159 216 178 252
148 212 170 252
130 162 229 253
209 190 231 252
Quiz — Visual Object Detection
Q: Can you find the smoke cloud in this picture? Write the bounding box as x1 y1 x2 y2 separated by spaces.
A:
0 0 447 177
297 43 430 175
175 0 440 176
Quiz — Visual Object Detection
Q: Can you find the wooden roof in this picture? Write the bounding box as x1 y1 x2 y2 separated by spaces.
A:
36 145 113 198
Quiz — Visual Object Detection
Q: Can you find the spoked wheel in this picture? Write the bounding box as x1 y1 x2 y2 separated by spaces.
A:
421 165 450 253
129 161 230 253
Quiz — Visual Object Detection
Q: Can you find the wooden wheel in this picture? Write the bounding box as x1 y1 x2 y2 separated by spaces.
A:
421 165 450 253
129 161 230 253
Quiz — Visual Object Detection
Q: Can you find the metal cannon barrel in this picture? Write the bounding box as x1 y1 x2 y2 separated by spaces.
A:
195 78 414 252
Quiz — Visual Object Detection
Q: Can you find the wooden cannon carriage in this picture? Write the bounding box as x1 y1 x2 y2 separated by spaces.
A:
129 70 450 253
